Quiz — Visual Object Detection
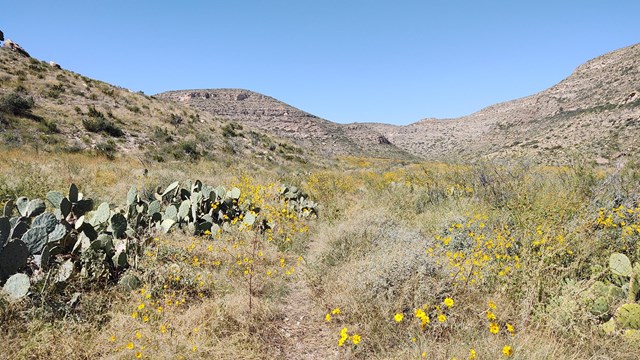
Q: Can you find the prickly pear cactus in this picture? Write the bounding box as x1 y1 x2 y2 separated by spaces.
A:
2 200 14 217
2 273 30 301
609 284 626 300
0 239 29 281
91 202 111 226
21 226 49 254
591 296 610 317
630 263 640 303
610 253 632 277
110 213 127 239
118 273 141 291
32 213 57 233
600 317 617 335
616 303 640 329
0 216 9 248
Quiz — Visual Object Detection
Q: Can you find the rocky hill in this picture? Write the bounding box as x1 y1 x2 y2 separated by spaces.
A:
156 89 415 160
2 36 638 166
160 43 640 165
0 44 313 166
372 43 640 165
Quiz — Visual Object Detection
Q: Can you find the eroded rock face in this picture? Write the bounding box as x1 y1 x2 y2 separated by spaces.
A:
3 39 30 57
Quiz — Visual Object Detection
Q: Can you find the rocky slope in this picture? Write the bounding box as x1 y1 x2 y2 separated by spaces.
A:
0 45 313 166
3 36 638 165
161 43 640 165
375 43 640 164
156 89 416 160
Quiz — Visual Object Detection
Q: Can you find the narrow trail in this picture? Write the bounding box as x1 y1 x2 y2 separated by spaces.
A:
270 273 340 360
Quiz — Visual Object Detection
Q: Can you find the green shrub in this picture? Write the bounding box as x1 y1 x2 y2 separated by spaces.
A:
0 92 34 116
222 122 243 138
82 105 124 137
82 117 124 137
96 139 117 159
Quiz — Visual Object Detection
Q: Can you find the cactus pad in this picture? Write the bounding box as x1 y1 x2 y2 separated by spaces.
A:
2 273 30 301
616 303 640 329
610 253 632 277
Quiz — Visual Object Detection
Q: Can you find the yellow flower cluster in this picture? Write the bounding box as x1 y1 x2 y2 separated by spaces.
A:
109 286 206 358
337 327 361 347
430 216 520 287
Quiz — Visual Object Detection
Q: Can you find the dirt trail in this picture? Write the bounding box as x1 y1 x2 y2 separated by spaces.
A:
270 275 340 360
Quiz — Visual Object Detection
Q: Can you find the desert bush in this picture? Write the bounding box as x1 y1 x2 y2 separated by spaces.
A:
0 92 34 116
82 106 124 137
96 139 117 159
222 122 243 138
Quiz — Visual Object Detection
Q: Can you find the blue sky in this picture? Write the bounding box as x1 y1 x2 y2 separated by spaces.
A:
2 1 639 124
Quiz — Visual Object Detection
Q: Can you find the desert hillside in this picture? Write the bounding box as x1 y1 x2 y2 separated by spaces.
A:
159 44 640 165
156 89 416 160
0 46 315 167
371 43 640 164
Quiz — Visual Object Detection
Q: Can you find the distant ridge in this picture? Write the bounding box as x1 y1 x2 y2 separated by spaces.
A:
156 89 416 159
373 42 640 164
160 43 640 165
3 37 638 165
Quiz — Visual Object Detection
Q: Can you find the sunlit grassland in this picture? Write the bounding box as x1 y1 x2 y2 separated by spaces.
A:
2 148 640 359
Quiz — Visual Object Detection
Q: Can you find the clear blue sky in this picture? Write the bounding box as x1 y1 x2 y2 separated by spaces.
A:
2 1 639 124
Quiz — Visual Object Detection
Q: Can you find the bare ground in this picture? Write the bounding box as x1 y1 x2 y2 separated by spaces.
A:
268 275 340 360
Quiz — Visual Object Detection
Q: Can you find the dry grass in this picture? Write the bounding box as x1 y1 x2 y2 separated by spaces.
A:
2 148 640 359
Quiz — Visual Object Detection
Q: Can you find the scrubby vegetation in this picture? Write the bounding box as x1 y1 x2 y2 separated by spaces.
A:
1 149 640 359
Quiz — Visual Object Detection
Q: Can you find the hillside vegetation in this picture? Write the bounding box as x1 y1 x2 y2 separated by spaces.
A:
1 41 640 360
0 47 313 166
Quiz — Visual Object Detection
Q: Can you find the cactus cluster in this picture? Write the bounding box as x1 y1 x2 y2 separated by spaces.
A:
279 184 318 218
597 252 640 339
1 180 318 301
147 179 260 235
608 253 640 304
1 184 141 300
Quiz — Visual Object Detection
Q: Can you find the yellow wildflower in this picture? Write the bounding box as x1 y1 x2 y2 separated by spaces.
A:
438 314 447 322
126 342 134 350
502 345 513 356
338 327 348 347
325 313 331 322
444 297 454 308
352 334 361 345
332 308 341 315
469 348 477 359
135 351 142 358
506 323 515 334
489 322 500 334
394 313 404 322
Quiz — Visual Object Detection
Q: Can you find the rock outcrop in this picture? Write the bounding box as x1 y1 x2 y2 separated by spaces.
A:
3 39 30 57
